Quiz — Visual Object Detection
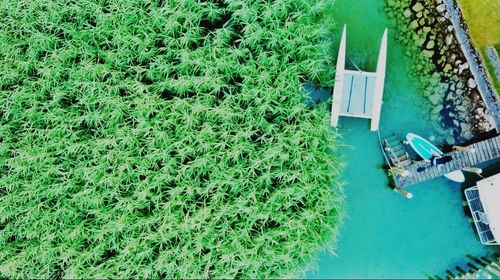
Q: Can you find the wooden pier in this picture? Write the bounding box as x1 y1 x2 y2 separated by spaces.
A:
383 134 411 168
432 254 500 279
391 135 500 188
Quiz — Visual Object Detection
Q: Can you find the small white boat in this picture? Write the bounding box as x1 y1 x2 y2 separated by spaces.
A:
406 133 465 183
464 173 500 245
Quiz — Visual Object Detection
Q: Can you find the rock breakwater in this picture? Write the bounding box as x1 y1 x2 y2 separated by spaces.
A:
385 0 495 144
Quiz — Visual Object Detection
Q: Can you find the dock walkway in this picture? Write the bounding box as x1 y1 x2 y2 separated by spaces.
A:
393 135 500 188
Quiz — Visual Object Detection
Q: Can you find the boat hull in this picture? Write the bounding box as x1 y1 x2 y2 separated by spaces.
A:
444 170 466 183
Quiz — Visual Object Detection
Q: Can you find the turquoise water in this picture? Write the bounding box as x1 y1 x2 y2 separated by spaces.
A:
306 0 498 278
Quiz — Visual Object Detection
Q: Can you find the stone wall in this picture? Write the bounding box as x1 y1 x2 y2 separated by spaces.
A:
385 0 496 144
442 0 500 131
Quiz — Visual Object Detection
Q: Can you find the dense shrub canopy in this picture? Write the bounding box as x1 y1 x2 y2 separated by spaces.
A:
0 0 343 278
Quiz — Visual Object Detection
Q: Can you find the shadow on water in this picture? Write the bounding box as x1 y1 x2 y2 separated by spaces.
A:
304 0 500 278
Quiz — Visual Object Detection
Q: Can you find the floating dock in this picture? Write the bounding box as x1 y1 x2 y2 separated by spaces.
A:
391 135 500 188
331 25 388 131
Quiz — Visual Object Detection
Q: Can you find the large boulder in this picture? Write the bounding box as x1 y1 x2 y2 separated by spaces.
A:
461 123 472 134
456 105 467 113
436 4 446 13
467 78 477 89
426 40 435 49
423 50 434 58
412 2 424 12
432 106 443 115
411 20 419 29
443 63 452 73
429 93 442 105
445 34 453 45
404 9 412 18
446 136 455 145
458 63 469 74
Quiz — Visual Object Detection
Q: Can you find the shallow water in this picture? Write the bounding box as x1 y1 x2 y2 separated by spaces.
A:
306 0 498 278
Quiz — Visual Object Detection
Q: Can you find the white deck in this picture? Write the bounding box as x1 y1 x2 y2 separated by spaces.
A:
331 25 387 131
477 173 500 243
340 71 377 118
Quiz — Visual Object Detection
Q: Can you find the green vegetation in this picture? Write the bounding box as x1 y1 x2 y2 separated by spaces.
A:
0 0 343 278
482 46 500 95
458 0 500 94
457 0 499 48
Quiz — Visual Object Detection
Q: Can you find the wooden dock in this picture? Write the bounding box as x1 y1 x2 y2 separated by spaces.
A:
432 254 500 279
383 134 411 168
392 135 500 188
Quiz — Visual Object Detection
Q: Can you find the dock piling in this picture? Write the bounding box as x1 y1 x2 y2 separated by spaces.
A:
393 188 413 199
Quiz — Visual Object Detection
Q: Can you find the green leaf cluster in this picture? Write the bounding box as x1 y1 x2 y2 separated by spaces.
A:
0 0 343 278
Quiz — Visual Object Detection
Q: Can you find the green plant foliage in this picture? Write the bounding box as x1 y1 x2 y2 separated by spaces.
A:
0 0 343 278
